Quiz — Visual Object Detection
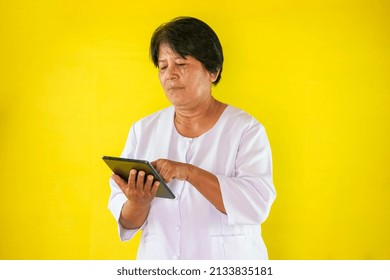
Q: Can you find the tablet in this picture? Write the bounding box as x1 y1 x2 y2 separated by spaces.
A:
102 156 175 199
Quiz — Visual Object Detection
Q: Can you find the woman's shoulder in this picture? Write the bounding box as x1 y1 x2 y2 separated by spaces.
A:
225 105 251 119
223 105 263 129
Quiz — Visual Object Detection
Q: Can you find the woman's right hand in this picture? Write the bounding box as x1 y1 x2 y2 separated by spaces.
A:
111 169 160 205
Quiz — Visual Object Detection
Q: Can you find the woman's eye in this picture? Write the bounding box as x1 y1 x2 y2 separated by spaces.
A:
159 66 167 70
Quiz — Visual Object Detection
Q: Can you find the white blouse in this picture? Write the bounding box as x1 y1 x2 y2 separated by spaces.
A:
108 105 276 259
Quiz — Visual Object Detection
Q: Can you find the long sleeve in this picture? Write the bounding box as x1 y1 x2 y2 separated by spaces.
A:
217 117 276 225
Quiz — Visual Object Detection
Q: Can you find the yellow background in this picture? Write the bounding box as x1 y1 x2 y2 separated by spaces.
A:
1 0 389 259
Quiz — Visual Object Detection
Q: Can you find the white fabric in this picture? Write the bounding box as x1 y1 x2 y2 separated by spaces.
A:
108 105 276 259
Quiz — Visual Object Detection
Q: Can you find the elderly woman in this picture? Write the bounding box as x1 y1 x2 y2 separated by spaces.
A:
109 17 276 260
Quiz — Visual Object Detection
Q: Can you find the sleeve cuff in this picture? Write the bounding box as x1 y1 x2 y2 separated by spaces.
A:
108 183 146 241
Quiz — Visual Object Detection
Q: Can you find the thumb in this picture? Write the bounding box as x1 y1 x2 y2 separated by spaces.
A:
150 160 158 168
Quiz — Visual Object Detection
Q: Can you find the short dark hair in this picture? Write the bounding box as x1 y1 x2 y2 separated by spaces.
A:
150 17 224 85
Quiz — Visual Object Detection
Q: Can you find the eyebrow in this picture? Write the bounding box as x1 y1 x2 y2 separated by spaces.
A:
158 56 187 63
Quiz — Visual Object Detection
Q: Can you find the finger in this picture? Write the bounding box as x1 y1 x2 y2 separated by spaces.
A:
136 170 146 190
143 174 154 192
159 165 173 183
128 169 137 189
111 174 127 191
151 159 161 172
150 181 160 196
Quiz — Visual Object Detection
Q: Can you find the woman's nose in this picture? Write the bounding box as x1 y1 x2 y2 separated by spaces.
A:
166 65 179 80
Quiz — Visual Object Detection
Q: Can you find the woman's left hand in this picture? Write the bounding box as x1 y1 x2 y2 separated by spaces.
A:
151 159 192 183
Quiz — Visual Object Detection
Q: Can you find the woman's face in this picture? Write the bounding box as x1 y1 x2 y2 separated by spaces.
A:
157 43 218 109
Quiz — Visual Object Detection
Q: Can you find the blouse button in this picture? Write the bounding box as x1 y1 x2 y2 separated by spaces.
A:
174 225 181 232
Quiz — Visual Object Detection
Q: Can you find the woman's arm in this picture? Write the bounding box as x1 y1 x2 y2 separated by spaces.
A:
152 159 226 213
152 118 276 225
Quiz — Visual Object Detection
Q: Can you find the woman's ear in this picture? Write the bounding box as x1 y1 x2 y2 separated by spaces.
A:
209 69 220 83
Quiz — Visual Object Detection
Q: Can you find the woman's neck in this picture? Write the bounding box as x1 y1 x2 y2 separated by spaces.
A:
174 97 227 138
